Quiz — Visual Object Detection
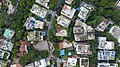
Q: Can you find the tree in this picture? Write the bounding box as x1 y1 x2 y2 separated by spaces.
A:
40 51 49 58
98 0 109 7
53 50 59 57
19 50 36 66
11 42 20 58
49 0 58 10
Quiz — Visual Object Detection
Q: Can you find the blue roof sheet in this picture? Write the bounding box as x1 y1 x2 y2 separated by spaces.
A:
60 49 65 56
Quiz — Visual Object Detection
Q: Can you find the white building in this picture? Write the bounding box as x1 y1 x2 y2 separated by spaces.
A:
27 31 35 41
7 3 15 14
78 2 94 22
98 37 115 50
25 63 34 67
97 63 118 67
24 17 36 29
96 18 110 32
56 29 67 37
115 0 120 9
0 39 13 51
73 19 95 41
0 49 10 60
78 6 90 21
80 58 89 67
65 0 73 4
109 26 120 43
62 41 73 49
34 20 45 29
67 58 77 66
61 4 76 19
25 59 47 67
35 0 50 9
75 42 92 54
10 64 23 67
30 4 48 18
57 15 71 28
98 50 115 60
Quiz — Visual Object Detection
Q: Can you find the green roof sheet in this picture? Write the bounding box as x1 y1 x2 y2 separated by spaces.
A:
3 29 15 39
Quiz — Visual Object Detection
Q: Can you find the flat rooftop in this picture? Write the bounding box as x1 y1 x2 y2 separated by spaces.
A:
34 20 45 29
65 0 73 4
3 29 15 39
57 15 71 28
98 37 115 50
61 4 76 19
98 50 115 60
30 4 48 18
73 19 95 41
75 42 92 54
80 58 89 67
78 7 90 21
56 29 67 37
116 0 120 8
97 63 118 67
78 2 94 21
109 26 120 39
35 0 49 9
96 18 110 32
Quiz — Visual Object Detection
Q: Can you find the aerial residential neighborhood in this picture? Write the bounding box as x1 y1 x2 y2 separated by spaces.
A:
0 0 120 67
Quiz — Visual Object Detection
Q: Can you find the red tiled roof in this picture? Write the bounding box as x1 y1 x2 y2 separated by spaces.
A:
19 44 25 55
58 42 63 49
19 40 28 55
63 4 67 10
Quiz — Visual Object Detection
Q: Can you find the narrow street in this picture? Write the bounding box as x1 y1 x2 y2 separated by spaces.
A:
46 10 56 39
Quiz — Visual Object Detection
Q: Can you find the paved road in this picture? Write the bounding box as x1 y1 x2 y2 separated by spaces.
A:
46 10 56 39
44 10 57 62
